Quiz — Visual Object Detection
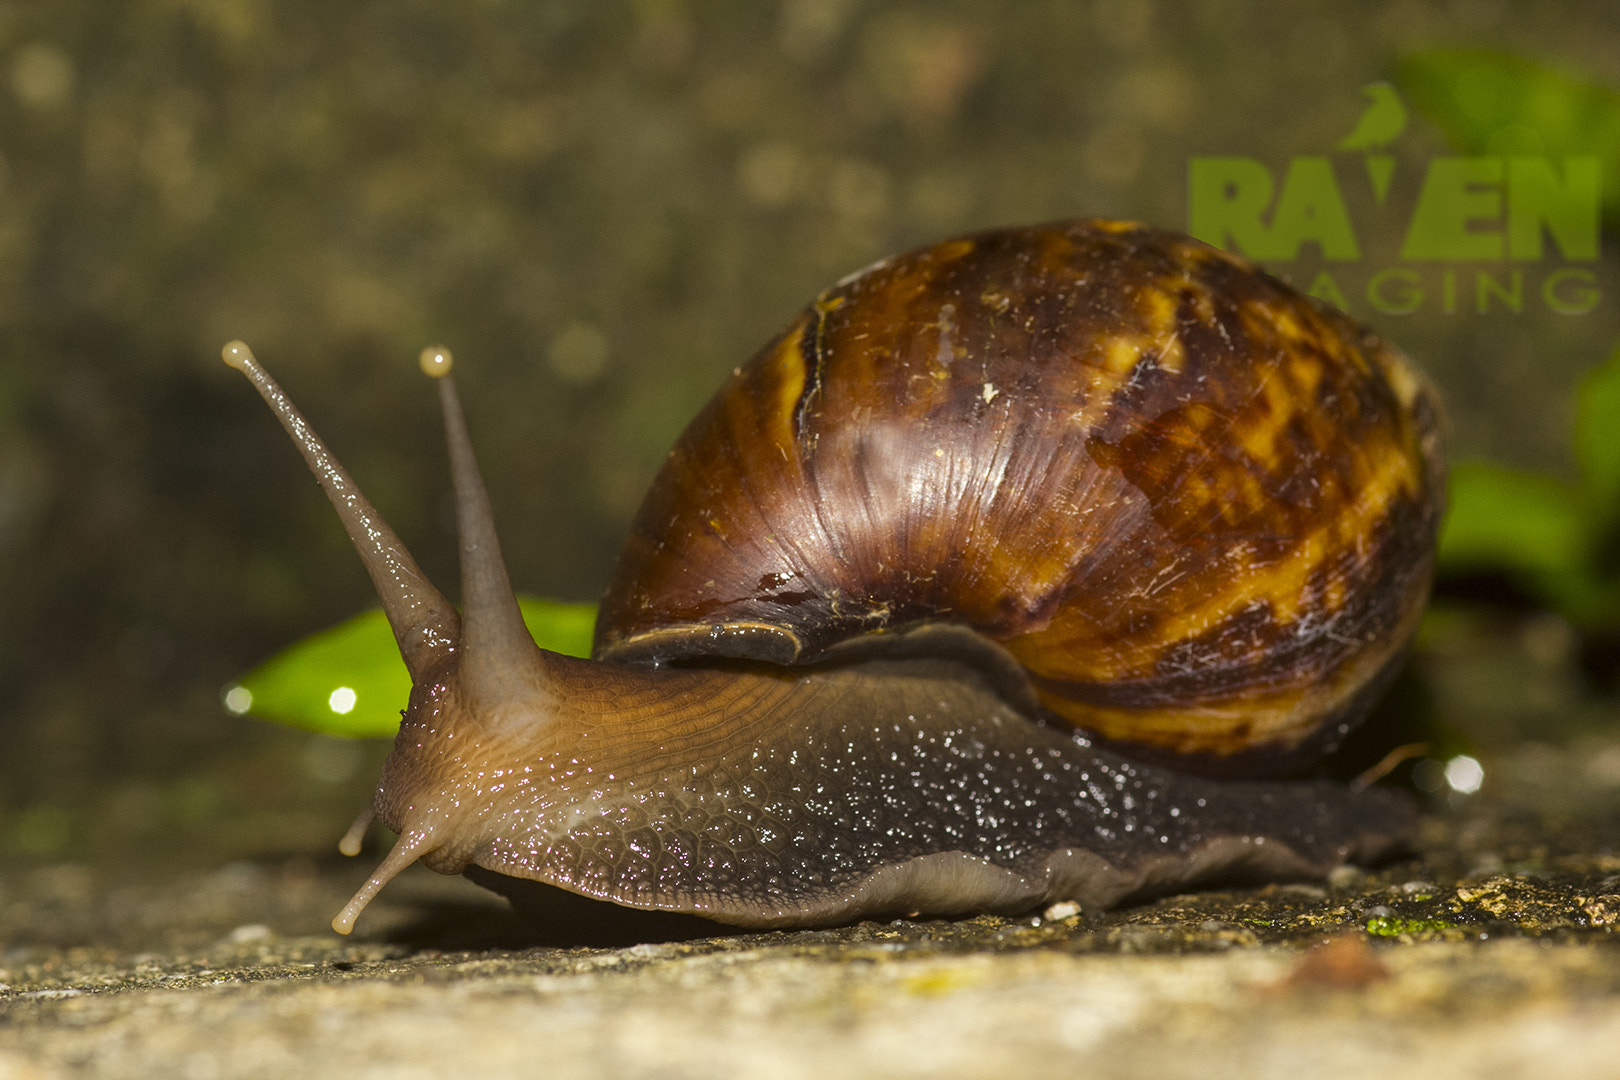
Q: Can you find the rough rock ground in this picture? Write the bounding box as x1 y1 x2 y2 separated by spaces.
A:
3 726 1619 1080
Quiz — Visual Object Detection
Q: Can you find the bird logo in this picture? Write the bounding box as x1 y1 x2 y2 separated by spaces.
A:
1336 83 1408 151
1337 83 1407 203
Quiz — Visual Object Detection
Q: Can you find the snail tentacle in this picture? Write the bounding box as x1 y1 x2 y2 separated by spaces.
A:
337 805 376 857
332 821 438 934
425 346 553 717
221 341 459 681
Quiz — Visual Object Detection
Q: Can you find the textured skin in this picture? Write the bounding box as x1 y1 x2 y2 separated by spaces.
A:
596 220 1444 769
375 651 1412 927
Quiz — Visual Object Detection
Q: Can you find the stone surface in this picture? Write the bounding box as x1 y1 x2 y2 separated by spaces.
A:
4 732 1620 1079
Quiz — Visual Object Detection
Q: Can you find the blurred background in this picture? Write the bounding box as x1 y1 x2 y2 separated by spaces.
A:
2 0 1619 871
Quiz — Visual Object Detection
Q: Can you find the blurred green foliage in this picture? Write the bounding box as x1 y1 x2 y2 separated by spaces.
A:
231 597 596 738
1398 48 1620 223
1401 48 1620 633
1438 349 1620 631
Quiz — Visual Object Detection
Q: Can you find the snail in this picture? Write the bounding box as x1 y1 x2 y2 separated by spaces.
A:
224 220 1443 934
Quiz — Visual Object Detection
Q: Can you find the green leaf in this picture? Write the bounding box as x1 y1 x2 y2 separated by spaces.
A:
1437 461 1586 580
225 596 597 738
515 596 599 660
1398 49 1620 218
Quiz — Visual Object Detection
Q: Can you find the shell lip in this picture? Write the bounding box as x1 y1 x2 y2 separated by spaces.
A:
596 620 804 667
598 617 1045 717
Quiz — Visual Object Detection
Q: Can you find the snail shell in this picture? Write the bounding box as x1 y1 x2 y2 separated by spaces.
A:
225 220 1441 934
599 220 1443 775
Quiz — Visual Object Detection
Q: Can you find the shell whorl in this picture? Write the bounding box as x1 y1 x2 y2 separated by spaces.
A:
595 220 1444 772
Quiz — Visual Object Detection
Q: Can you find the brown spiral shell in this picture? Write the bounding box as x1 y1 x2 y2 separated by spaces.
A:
594 220 1444 774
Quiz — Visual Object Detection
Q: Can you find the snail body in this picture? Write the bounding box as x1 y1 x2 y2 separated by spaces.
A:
225 220 1442 933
